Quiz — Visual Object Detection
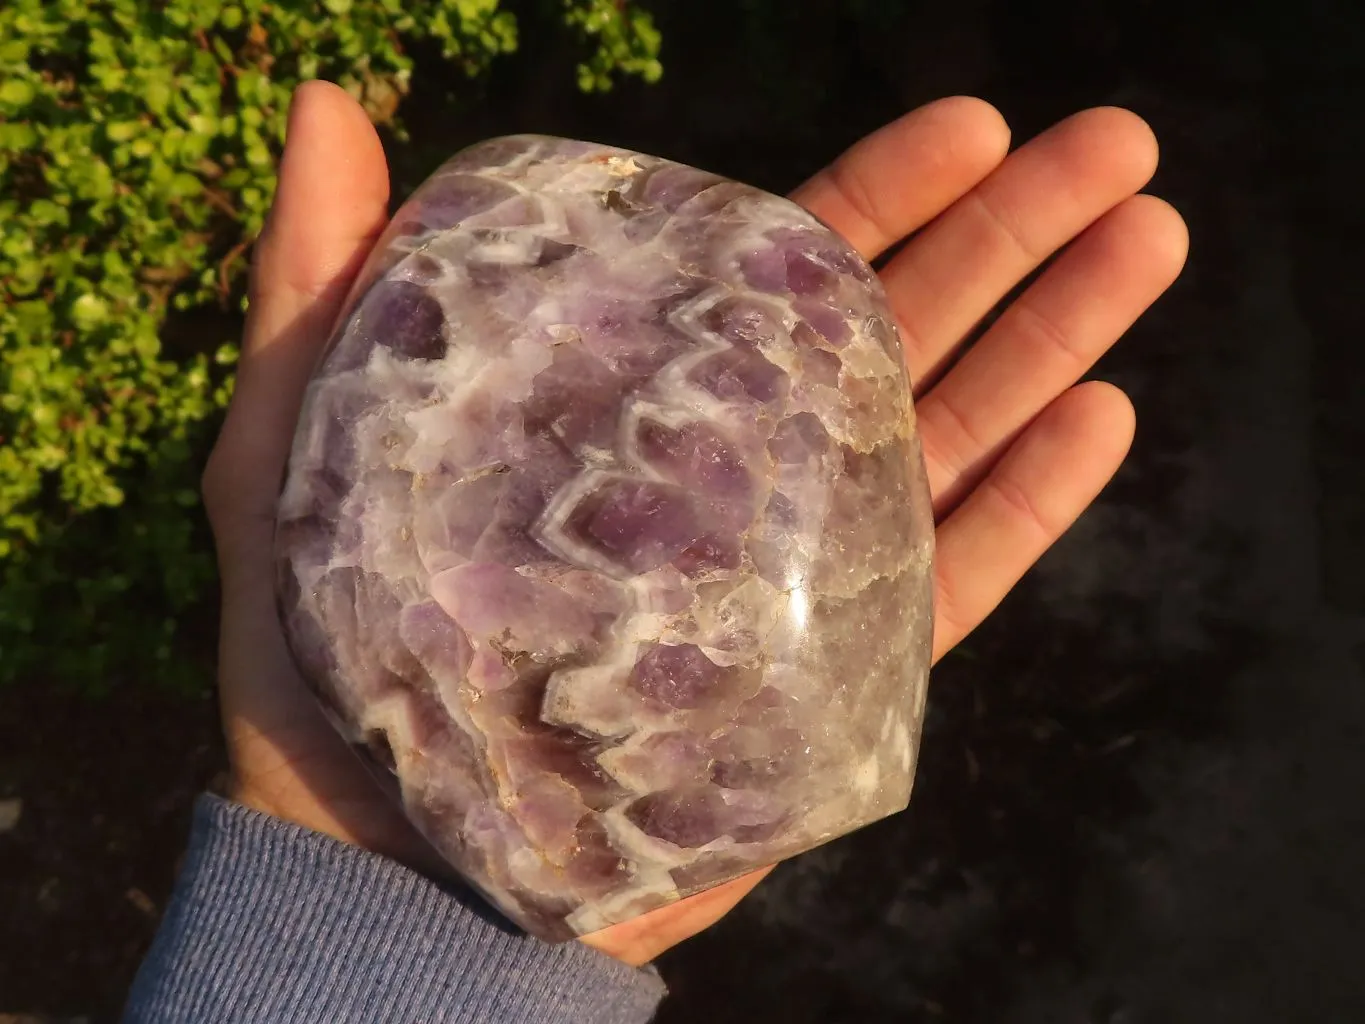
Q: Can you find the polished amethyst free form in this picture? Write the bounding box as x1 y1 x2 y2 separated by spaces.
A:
275 136 935 941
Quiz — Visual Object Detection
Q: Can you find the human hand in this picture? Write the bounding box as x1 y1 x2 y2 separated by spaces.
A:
202 83 1186 967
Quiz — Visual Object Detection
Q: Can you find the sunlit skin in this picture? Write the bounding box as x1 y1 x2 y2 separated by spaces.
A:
202 82 1187 968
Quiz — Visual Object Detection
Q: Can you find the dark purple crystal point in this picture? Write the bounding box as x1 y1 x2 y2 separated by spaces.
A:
275 136 935 940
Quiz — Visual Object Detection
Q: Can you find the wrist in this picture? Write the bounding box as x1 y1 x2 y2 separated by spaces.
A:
226 766 452 880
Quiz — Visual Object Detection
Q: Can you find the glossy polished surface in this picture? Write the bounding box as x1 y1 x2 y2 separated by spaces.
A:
274 136 935 940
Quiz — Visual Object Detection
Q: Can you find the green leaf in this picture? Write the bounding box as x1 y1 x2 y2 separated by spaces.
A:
28 198 66 226
145 79 172 116
0 122 38 150
0 39 29 63
0 78 34 106
169 172 203 197
71 294 110 331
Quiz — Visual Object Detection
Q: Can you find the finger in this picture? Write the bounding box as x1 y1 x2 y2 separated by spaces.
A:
881 106 1159 388
919 194 1187 514
583 867 773 966
790 96 1011 261
245 81 391 357
930 381 1135 661
205 80 389 536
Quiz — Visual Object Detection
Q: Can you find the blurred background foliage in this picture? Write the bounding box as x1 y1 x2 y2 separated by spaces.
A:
0 0 664 689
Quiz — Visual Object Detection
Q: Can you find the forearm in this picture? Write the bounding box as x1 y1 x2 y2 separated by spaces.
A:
123 794 667 1023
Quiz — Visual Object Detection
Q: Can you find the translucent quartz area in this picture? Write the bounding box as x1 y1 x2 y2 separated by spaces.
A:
275 136 935 940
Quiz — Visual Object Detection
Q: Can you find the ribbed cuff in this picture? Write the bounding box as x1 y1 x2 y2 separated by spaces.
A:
122 794 666 1023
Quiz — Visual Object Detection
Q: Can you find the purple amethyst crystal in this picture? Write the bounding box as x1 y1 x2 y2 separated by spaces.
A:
275 136 935 941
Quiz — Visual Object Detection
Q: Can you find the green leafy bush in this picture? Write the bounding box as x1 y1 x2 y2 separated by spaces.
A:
0 0 662 689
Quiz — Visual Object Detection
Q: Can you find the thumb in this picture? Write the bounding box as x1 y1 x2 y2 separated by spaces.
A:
204 80 390 565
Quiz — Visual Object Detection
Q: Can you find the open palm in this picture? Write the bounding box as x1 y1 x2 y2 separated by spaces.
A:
203 83 1186 968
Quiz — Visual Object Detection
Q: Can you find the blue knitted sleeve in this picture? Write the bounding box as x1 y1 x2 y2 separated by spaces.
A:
122 794 667 1023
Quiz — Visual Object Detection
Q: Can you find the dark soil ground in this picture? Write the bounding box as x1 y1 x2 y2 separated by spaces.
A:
3 2 1363 1020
